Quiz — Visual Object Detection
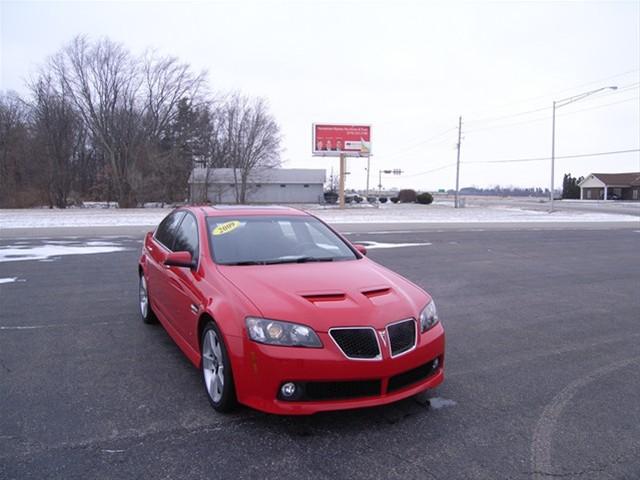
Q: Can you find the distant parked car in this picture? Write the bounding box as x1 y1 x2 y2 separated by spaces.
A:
138 206 445 415
323 191 338 204
345 193 363 204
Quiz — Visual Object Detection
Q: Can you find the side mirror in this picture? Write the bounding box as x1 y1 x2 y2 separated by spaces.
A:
353 244 367 256
164 251 196 269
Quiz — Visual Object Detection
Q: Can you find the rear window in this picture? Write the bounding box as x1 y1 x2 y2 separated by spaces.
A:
206 215 358 265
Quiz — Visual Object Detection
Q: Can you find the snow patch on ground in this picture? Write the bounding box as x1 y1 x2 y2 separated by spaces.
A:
0 277 18 284
0 202 638 229
428 397 457 409
0 243 127 263
357 241 431 250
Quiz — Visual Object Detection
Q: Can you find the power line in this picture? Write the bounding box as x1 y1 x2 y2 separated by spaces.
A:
379 126 458 158
384 148 638 183
465 69 639 120
465 95 639 134
402 162 458 178
463 148 640 165
376 80 638 162
465 80 638 126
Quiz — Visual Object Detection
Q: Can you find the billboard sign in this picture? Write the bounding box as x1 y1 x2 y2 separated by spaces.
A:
312 124 371 157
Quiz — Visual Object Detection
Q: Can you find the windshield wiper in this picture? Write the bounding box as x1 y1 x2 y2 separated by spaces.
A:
224 257 336 266
224 260 268 266
265 256 335 264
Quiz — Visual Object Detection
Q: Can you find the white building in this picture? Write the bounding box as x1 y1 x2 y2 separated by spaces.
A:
188 168 326 204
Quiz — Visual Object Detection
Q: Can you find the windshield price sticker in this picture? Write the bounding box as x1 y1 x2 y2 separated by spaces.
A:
213 221 241 236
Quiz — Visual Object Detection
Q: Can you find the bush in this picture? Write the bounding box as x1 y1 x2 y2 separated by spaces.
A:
378 197 388 203
398 189 417 203
390 197 399 203
416 192 434 205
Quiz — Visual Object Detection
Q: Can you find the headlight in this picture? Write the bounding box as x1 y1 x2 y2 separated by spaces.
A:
245 317 322 347
419 300 439 332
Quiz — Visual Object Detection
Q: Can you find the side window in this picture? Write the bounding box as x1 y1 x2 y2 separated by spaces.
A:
154 211 186 250
173 213 199 260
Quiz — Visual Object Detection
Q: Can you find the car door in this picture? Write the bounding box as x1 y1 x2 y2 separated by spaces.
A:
165 212 203 345
146 211 185 322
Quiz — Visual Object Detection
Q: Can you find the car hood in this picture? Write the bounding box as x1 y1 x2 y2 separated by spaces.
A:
217 258 429 332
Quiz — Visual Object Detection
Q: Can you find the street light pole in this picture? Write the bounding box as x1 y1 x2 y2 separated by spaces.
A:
550 101 556 212
549 85 617 213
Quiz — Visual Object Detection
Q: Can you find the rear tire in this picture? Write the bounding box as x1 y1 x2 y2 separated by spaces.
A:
201 321 237 412
139 273 157 324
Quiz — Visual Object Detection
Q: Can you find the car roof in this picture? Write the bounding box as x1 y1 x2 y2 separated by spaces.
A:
188 205 310 218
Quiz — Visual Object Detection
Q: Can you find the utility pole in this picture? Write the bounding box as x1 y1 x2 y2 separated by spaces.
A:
455 116 462 208
339 153 346 208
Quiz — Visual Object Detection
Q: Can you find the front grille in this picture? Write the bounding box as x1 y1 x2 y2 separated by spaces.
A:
387 319 416 357
387 358 439 392
330 328 380 359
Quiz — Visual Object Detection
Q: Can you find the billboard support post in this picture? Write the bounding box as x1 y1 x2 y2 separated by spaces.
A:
339 153 346 208
366 156 371 196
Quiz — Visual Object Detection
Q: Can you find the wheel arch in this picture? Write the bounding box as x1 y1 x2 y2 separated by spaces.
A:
197 312 215 357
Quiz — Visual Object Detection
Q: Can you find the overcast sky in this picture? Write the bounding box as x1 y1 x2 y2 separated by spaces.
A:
1 0 639 191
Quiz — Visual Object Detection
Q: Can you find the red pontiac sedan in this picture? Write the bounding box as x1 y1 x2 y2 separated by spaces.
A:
138 206 444 415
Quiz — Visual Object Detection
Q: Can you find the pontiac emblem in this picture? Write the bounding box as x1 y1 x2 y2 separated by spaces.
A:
378 330 387 346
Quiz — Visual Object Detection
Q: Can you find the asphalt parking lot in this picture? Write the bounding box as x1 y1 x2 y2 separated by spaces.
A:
1 225 639 479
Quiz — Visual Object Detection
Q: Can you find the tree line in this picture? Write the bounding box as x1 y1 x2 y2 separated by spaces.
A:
0 36 281 208
448 186 550 197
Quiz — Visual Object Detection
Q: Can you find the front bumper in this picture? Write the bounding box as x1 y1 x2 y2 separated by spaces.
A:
228 322 445 415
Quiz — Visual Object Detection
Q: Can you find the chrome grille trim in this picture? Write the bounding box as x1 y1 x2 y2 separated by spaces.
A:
386 318 418 358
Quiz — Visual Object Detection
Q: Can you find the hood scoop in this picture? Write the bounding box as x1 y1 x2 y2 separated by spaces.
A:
301 292 347 304
361 287 392 299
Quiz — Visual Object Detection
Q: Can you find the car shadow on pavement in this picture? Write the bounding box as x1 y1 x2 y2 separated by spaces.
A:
236 393 439 437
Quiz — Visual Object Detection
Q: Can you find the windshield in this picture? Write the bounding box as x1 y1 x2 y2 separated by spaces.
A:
206 215 358 265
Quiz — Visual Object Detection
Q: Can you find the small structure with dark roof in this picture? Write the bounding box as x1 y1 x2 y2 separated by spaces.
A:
578 172 640 200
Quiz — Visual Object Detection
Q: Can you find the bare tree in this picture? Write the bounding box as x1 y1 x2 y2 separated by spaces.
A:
0 92 35 207
47 37 143 207
47 36 204 207
224 95 281 203
29 73 85 208
1 36 284 208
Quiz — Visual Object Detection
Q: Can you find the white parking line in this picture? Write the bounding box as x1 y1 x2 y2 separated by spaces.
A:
0 320 126 331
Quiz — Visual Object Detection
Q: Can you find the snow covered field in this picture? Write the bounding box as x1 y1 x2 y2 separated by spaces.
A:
0 202 638 229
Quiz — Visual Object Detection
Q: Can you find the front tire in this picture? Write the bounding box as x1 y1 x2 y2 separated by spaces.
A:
139 273 157 324
201 321 237 412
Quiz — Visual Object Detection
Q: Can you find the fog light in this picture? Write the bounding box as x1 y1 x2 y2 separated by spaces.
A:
280 382 297 398
432 358 440 370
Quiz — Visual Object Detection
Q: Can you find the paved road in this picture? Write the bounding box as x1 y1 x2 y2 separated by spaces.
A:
1 227 639 479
